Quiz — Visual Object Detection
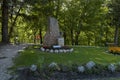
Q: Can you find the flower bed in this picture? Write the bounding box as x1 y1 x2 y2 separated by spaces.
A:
108 47 120 55
40 45 74 53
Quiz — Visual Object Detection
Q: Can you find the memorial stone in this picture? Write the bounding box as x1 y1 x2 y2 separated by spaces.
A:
43 17 60 47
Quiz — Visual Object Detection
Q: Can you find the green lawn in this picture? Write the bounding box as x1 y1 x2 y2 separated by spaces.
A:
13 46 120 68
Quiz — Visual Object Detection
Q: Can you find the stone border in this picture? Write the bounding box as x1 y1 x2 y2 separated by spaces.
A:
40 47 74 53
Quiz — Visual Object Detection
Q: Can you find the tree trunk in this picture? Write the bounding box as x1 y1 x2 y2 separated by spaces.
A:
39 29 43 44
8 3 23 42
87 37 91 46
75 32 80 45
70 29 74 45
114 26 119 45
63 31 66 45
1 0 9 43
33 31 36 44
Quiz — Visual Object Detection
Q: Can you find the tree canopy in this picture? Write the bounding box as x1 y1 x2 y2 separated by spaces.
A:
0 0 119 46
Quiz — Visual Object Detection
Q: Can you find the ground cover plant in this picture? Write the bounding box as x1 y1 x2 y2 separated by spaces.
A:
11 45 120 80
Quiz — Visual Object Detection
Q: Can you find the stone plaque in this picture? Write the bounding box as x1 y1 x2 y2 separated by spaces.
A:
58 38 64 46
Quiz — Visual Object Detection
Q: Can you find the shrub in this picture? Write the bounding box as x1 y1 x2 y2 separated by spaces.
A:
78 66 85 73
86 61 96 69
48 62 60 71
30 64 37 71
108 64 116 72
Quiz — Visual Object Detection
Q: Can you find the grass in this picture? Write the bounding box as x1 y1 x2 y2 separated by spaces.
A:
12 46 120 80
13 45 120 68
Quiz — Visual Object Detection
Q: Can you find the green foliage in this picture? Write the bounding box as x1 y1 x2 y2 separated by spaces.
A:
58 0 110 45
109 0 120 26
107 0 120 44
0 0 118 46
84 64 108 75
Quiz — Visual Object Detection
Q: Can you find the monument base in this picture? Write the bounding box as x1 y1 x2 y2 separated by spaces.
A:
40 45 73 53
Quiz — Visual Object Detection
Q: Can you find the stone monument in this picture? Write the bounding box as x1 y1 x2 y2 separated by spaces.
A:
41 17 73 53
43 17 60 47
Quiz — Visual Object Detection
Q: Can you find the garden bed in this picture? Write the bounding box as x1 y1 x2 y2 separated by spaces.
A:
11 63 120 80
40 45 73 53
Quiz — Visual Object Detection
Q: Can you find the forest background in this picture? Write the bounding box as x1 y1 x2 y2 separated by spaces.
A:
0 0 120 46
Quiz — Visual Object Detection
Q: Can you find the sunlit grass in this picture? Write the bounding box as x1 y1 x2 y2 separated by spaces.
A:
13 46 120 68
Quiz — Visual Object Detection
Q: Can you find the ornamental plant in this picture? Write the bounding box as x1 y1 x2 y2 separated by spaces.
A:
30 64 37 72
48 62 60 71
108 64 116 72
78 66 85 73
86 61 96 69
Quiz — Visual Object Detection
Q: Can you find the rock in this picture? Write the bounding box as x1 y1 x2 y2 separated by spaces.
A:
59 49 63 53
70 48 74 52
40 47 45 52
63 49 67 53
18 50 24 53
54 50 59 53
46 49 50 52
43 17 60 47
50 49 54 53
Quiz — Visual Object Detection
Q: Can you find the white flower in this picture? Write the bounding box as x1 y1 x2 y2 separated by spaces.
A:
30 64 37 71
49 62 58 68
86 61 95 69
41 47 45 51
78 66 85 73
108 64 116 72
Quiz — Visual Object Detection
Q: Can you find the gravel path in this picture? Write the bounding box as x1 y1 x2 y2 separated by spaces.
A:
0 44 28 80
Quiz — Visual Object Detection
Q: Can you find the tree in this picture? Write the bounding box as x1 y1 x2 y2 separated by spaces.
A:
60 0 106 45
8 0 24 42
108 0 120 45
1 0 9 43
0 0 113 46
1 0 24 44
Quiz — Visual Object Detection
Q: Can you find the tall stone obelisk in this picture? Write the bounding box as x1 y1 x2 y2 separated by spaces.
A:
43 17 60 47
